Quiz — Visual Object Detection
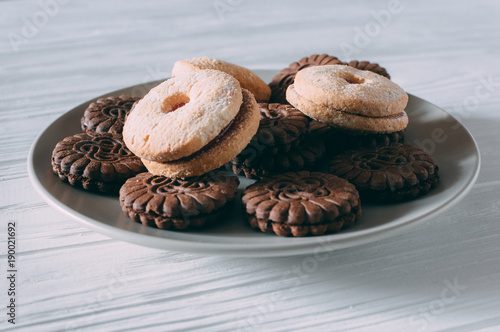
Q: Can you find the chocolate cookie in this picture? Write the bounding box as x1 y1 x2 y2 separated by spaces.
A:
119 172 239 230
242 171 361 237
269 54 344 104
226 134 325 179
328 143 439 202
255 103 309 148
226 103 315 179
81 95 140 137
310 120 405 153
51 132 145 193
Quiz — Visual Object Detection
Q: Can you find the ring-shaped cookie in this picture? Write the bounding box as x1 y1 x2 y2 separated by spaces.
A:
291 65 408 117
142 89 260 178
123 69 243 162
287 83 409 133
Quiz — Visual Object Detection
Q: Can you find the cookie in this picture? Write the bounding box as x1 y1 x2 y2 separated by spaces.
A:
124 69 244 162
328 143 439 202
269 54 391 104
119 172 239 230
140 89 260 178
287 65 408 133
172 57 271 102
347 60 390 79
225 102 314 179
269 54 344 104
254 103 310 149
310 120 405 152
241 171 361 237
81 95 140 138
226 134 325 179
51 132 146 193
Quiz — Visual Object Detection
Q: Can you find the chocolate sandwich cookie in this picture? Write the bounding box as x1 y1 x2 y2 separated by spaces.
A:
269 54 344 104
51 132 146 193
81 95 140 138
328 143 439 202
254 103 309 149
227 134 325 179
119 172 239 230
226 102 313 179
310 120 405 153
242 171 361 237
278 135 326 171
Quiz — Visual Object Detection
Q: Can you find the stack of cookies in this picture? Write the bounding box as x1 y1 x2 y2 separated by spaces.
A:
52 60 269 230
276 56 438 204
52 96 146 193
287 64 408 149
270 54 405 153
50 54 440 238
225 103 325 179
120 66 264 230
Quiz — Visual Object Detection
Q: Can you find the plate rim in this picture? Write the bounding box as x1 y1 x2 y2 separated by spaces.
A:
27 73 481 257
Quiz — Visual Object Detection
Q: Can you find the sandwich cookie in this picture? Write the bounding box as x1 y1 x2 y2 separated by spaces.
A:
226 103 324 179
123 70 260 178
120 172 239 229
328 143 439 202
81 95 140 138
242 171 361 237
51 132 145 193
286 65 409 133
269 54 390 104
172 56 271 102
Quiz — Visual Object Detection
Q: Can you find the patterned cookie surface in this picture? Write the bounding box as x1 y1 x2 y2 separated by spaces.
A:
255 103 309 148
328 143 439 202
242 171 361 237
227 134 325 180
226 102 317 179
81 95 140 137
119 172 239 229
51 132 145 193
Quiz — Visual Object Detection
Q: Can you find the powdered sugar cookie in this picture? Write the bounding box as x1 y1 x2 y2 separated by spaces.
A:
287 65 408 133
123 69 243 163
141 89 260 178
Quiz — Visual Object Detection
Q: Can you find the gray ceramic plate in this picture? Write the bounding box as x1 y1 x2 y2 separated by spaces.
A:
28 70 480 257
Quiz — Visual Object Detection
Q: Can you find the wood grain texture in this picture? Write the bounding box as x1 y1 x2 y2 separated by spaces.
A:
1 0 500 331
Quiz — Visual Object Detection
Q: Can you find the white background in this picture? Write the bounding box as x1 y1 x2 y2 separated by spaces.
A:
1 0 500 331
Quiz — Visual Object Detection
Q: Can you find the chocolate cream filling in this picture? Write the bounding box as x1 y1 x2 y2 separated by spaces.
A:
333 107 406 119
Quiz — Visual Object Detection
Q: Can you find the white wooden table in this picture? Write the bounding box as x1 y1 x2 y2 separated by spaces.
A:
1 0 500 331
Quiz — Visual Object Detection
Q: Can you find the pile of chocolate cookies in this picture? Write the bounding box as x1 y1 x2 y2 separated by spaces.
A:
51 54 439 237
